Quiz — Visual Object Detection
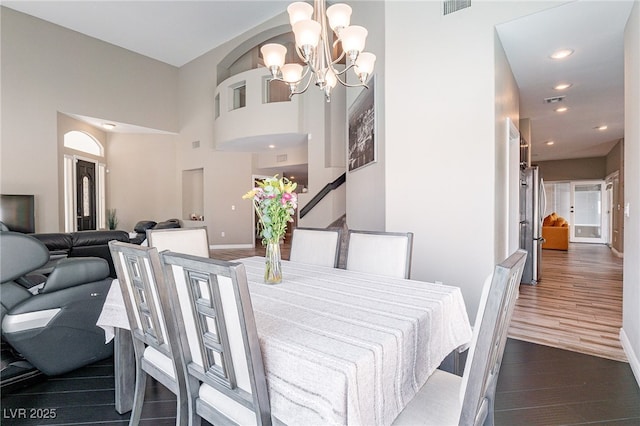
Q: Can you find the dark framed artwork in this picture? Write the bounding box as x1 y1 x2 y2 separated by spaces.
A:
348 76 376 172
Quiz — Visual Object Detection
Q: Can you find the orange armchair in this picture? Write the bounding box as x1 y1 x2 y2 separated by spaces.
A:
542 212 569 250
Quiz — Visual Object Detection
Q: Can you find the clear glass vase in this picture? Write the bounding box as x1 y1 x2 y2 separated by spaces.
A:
264 241 282 284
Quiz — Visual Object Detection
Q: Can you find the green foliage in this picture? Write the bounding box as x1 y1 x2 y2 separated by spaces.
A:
243 175 298 245
107 208 118 230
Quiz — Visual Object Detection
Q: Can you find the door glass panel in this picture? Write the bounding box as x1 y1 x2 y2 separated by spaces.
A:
544 182 570 220
82 176 90 216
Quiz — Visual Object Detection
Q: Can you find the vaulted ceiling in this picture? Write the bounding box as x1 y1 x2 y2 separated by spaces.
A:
3 1 634 163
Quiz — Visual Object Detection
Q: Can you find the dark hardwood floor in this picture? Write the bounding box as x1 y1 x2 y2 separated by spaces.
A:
2 339 638 425
495 339 639 425
2 242 638 425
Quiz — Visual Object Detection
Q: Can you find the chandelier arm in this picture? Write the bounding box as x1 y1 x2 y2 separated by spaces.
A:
333 71 369 88
264 64 312 89
294 43 322 77
330 40 347 65
289 72 315 97
297 65 313 84
331 62 356 77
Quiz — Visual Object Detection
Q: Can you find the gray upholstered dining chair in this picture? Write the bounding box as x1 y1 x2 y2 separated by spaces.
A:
289 227 342 267
393 249 527 426
146 226 210 258
160 251 271 426
345 230 414 278
108 241 190 426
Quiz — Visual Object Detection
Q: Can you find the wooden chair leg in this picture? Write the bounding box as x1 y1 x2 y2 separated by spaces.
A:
128 366 147 426
175 393 193 426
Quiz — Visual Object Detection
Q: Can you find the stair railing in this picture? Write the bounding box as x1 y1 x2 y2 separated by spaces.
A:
299 173 346 219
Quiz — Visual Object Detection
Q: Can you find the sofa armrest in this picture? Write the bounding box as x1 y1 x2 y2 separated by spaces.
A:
542 226 569 250
29 233 73 252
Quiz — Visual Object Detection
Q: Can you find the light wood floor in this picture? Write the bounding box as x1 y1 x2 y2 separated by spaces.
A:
508 243 626 362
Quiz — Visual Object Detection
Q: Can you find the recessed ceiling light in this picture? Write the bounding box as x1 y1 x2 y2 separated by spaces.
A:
550 48 574 60
554 106 568 113
595 125 608 131
102 123 116 130
554 83 572 90
546 141 555 146
268 144 276 149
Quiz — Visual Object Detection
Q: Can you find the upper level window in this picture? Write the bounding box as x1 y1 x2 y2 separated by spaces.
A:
263 77 290 104
64 131 103 156
231 81 246 110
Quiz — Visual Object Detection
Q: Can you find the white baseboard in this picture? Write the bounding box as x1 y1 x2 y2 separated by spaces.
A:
620 328 640 387
209 244 254 250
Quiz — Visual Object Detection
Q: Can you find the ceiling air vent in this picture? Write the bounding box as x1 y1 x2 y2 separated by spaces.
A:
276 154 288 163
192 140 200 149
544 95 565 104
444 0 471 15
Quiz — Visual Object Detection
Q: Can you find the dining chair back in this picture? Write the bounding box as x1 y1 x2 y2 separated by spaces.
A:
346 230 414 278
289 227 342 267
146 226 210 258
160 251 271 426
108 241 190 426
392 249 527 426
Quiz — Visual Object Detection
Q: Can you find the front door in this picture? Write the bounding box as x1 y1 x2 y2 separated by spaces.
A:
76 159 96 231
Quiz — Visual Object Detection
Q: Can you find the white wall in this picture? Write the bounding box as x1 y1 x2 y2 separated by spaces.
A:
345 1 386 232
298 83 347 229
383 1 563 320
0 7 179 232
622 0 640 384
213 68 302 145
494 32 522 262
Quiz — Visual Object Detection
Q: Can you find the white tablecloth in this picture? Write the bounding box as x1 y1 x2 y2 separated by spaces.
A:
97 257 472 426
96 279 128 343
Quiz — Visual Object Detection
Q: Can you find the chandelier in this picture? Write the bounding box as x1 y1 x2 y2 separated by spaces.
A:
260 0 376 102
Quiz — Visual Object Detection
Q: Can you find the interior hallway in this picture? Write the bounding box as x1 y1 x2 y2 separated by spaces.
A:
508 243 626 362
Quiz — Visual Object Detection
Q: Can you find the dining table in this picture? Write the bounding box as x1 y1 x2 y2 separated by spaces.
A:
97 256 473 426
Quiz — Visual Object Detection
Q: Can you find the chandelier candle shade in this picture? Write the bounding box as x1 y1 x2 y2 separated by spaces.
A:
243 176 298 284
260 0 376 101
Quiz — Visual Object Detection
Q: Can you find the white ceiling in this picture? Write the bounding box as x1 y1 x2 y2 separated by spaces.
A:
3 1 287 67
496 0 633 162
3 0 634 164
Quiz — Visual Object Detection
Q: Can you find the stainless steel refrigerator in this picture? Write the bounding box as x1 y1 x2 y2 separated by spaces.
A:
520 166 545 285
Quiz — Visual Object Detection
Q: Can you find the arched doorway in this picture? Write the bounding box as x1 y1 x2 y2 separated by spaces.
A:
63 131 106 231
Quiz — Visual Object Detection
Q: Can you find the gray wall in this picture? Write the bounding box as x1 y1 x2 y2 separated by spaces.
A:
537 157 607 181
0 7 180 232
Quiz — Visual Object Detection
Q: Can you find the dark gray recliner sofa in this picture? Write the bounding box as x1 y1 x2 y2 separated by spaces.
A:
30 230 129 278
129 218 181 244
0 232 114 381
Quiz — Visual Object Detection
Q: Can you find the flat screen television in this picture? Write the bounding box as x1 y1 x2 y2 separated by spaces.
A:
0 194 35 233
